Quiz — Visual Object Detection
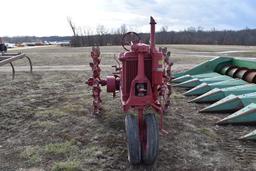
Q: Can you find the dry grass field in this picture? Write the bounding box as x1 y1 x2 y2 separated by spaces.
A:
1 45 256 170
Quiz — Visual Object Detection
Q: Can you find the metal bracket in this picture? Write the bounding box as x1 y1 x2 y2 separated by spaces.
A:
0 52 33 79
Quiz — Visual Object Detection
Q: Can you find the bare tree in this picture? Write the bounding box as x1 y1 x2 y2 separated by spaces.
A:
67 17 77 36
120 24 128 34
67 17 83 47
160 25 168 32
95 25 108 46
65 17 256 47
96 25 107 35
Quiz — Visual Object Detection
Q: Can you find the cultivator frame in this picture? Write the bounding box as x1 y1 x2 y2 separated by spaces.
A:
0 52 33 79
173 56 256 140
86 17 172 164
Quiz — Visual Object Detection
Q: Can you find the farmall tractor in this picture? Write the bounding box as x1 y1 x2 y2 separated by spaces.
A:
86 17 172 164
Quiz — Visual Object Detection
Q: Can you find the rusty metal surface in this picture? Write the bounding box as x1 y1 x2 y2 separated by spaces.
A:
219 65 232 75
0 52 33 79
234 68 249 79
244 71 256 83
227 67 239 77
86 47 106 115
217 64 256 83
0 53 25 66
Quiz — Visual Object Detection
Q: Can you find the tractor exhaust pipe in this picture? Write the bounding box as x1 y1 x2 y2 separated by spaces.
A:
150 16 156 52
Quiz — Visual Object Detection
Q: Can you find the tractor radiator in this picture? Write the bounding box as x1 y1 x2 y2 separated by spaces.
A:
124 58 152 97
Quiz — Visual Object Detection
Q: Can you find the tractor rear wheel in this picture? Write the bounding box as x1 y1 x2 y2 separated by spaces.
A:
125 114 141 164
142 113 159 164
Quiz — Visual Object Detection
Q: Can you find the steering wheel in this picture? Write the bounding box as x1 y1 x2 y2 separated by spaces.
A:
121 32 141 51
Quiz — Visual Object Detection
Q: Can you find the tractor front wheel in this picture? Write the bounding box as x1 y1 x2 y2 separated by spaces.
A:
125 114 141 164
142 113 159 164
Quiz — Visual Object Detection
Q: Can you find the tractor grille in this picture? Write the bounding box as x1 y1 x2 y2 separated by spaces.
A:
125 59 152 96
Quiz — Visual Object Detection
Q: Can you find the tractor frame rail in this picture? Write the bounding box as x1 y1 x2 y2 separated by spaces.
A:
0 52 33 79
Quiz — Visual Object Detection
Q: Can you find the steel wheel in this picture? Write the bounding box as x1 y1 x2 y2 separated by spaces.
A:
142 113 159 164
125 114 141 164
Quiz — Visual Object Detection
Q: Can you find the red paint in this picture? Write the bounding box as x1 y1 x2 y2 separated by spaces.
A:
86 16 173 143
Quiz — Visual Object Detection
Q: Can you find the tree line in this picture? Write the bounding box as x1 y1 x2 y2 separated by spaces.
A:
67 18 256 46
3 26 256 46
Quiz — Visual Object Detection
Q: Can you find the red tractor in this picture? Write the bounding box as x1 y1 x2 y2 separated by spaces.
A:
86 17 172 164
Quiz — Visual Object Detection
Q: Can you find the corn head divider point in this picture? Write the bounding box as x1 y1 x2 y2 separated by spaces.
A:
174 56 256 140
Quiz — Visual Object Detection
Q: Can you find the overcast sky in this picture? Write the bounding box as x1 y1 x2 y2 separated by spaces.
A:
1 0 256 36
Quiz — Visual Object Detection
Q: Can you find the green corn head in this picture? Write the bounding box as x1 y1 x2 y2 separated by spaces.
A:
173 56 256 140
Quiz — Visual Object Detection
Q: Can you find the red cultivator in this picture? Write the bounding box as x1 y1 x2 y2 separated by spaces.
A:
86 17 172 164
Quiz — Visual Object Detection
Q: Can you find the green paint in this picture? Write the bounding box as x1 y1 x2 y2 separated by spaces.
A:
184 79 246 96
184 83 211 96
200 92 256 113
174 56 256 79
174 75 230 88
240 129 256 140
199 94 244 113
217 103 256 124
239 92 256 106
174 78 202 88
172 72 222 83
172 75 193 83
190 88 225 103
209 79 246 89
173 56 256 140
173 57 232 78
191 84 256 103
232 58 256 69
